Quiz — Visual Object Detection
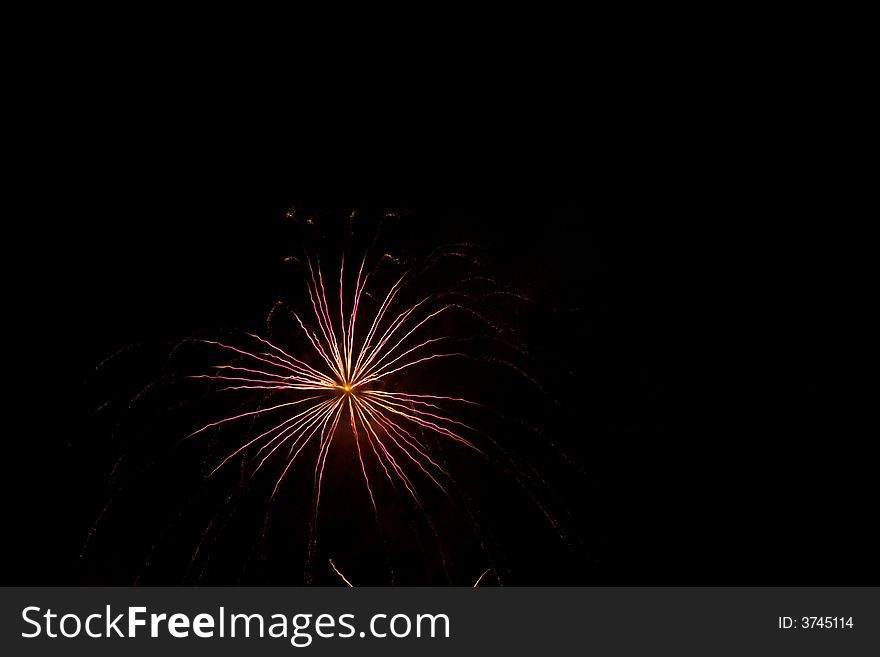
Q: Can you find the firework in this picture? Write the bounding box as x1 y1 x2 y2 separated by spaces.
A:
189 255 482 531
78 213 582 587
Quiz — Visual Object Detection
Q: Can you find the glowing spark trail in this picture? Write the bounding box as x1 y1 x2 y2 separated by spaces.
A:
473 568 491 587
329 558 353 587
190 255 480 527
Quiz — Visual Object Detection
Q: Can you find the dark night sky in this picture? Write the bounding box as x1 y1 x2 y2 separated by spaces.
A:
4 82 873 586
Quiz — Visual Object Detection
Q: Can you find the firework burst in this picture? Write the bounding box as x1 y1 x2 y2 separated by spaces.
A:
189 254 483 540
79 211 584 587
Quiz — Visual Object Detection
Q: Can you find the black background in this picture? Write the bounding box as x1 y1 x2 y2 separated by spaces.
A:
4 63 873 585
